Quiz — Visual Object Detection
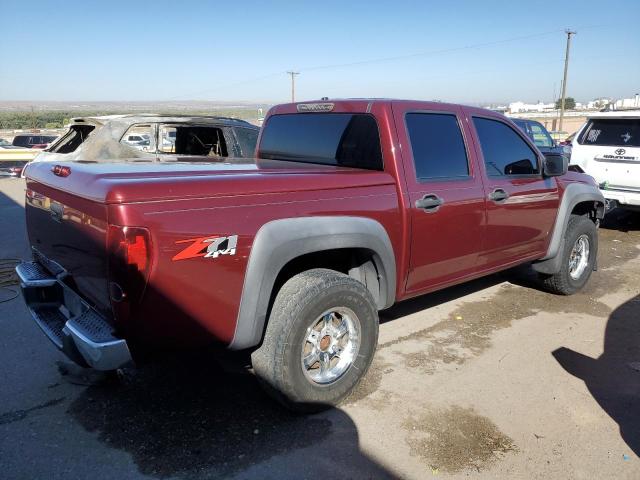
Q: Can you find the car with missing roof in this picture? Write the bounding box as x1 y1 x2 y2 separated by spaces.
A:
26 114 260 169
569 110 640 212
18 99 604 412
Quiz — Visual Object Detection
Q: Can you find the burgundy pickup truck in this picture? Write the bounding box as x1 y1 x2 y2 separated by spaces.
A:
18 100 604 411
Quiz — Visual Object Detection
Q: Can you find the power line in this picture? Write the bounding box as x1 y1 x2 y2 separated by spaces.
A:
166 72 284 100
165 24 612 101
298 29 567 73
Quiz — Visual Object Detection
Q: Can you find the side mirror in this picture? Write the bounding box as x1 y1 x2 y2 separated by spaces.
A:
543 153 568 177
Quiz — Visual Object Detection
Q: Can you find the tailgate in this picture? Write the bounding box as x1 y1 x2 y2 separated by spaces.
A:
25 180 112 319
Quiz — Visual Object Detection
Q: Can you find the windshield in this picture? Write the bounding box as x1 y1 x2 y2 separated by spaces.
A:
259 113 383 170
579 118 640 147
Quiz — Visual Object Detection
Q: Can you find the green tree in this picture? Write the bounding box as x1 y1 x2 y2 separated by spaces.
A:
555 97 576 110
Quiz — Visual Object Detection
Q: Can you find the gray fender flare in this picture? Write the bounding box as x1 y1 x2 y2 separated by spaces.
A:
532 182 604 274
229 216 396 350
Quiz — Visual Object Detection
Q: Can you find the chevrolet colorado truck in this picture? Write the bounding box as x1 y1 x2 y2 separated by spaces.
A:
17 100 605 411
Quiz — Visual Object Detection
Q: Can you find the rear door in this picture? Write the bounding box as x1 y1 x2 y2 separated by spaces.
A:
468 113 559 269
393 103 487 294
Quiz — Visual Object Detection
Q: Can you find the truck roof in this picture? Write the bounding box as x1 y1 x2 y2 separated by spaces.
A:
586 110 640 119
272 98 494 117
68 114 255 128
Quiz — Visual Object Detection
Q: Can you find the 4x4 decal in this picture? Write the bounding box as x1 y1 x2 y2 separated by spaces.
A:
172 235 238 261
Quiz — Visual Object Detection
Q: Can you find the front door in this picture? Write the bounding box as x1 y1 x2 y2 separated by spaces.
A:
393 103 487 295
468 114 560 270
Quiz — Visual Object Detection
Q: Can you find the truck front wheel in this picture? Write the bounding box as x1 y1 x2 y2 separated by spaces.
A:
540 214 598 295
251 268 379 412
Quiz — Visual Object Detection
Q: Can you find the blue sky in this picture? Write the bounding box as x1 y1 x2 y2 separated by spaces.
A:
1 0 638 104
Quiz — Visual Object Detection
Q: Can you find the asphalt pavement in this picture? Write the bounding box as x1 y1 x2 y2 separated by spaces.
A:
1 177 639 479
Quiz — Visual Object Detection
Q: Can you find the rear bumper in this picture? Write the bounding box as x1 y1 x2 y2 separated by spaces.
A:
601 188 640 211
16 261 132 371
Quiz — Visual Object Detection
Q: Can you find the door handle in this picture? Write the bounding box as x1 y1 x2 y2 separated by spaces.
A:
415 194 444 212
488 188 509 203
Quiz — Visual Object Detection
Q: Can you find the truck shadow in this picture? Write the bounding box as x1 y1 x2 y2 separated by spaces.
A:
380 274 506 322
2 179 395 479
552 295 640 457
601 208 640 233
67 349 397 479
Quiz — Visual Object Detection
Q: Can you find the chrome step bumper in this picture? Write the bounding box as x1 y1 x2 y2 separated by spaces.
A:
16 261 132 371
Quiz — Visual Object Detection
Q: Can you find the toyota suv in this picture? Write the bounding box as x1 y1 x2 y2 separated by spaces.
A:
570 110 640 212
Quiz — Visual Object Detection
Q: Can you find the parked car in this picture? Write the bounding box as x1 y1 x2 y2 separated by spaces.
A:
122 133 151 150
569 110 640 212
12 133 58 149
27 114 260 168
512 119 565 156
17 99 604 411
559 131 576 157
0 138 41 173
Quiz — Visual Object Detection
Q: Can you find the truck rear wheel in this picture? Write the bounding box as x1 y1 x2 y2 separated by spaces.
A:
251 268 378 412
540 214 598 295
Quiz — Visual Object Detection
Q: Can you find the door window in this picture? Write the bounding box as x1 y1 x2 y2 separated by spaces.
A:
121 124 154 152
529 122 554 148
158 124 228 157
473 117 540 176
234 127 259 157
406 113 469 179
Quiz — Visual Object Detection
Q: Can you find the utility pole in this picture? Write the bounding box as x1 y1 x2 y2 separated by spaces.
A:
558 29 576 134
287 71 299 103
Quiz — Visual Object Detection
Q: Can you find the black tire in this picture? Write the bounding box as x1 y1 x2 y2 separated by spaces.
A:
251 268 379 412
541 214 598 295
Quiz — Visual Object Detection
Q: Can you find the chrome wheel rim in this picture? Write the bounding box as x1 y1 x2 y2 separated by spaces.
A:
301 307 361 385
569 234 590 280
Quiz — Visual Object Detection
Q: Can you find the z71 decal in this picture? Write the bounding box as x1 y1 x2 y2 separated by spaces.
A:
172 235 238 261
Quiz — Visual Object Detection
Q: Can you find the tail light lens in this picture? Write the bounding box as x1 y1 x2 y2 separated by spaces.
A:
107 226 152 320
52 165 71 177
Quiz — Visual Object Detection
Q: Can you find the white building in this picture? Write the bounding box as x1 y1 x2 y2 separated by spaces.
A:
508 101 555 114
614 94 640 109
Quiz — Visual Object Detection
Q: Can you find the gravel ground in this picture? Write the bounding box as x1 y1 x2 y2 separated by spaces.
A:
0 177 638 479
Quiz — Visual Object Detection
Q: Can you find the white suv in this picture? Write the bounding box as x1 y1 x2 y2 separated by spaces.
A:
570 110 640 212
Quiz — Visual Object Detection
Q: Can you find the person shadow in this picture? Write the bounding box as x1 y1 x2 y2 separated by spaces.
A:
552 294 640 456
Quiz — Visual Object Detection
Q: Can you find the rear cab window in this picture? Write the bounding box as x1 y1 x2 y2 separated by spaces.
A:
405 112 469 180
578 118 640 147
473 117 540 176
12 136 32 147
258 113 383 170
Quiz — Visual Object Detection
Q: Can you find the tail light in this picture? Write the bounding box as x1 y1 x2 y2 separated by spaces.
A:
107 225 152 322
52 165 71 177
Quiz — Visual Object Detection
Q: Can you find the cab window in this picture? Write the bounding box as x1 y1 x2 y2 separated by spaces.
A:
473 117 540 176
406 113 469 179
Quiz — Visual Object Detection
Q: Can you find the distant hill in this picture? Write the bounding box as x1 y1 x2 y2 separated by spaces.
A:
0 101 272 129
